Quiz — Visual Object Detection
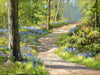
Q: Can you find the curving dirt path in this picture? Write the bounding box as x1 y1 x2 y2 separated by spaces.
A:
37 22 100 75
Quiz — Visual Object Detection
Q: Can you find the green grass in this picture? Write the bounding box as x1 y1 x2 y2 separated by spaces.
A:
0 21 69 75
0 58 49 75
54 49 100 70
55 24 100 70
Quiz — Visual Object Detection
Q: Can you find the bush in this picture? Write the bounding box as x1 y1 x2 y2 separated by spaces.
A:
55 24 100 70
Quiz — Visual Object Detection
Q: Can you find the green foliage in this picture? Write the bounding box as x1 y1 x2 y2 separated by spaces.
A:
18 0 48 27
77 0 100 27
50 21 69 29
0 0 8 28
57 25 100 53
54 49 100 70
0 37 8 46
0 59 49 75
0 0 48 28
0 48 15 65
55 23 100 70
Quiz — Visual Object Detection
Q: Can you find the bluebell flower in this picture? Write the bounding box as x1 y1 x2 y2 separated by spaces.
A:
21 47 32 50
73 47 77 51
38 25 40 27
26 47 32 50
63 48 66 50
78 53 84 57
33 41 37 44
83 52 88 57
67 48 70 51
71 27 79 30
88 53 92 56
0 45 6 50
23 54 26 57
5 55 8 57
31 55 34 58
19 32 32 35
28 58 31 61
38 58 41 63
69 48 72 52
87 55 90 57
33 58 36 61
78 54 81 57
0 29 8 33
93 52 96 55
27 53 32 56
32 60 34 62
0 52 4 56
21 54 23 57
62 50 66 53
43 23 46 25
0 34 8 38
78 52 92 57
34 63 37 67
63 47 69 50
75 50 79 53
68 31 74 33
21 60 25 64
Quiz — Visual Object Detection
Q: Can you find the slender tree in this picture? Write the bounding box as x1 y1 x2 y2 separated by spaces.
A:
4 1 6 28
55 0 61 21
8 0 21 61
47 0 50 30
95 0 99 27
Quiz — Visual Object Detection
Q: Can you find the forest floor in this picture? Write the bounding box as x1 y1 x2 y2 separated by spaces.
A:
37 22 100 75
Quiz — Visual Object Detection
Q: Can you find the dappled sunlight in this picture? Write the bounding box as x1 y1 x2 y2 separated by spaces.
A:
0 0 100 74
45 65 89 70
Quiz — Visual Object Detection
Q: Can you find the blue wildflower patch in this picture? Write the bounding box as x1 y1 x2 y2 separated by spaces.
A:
0 34 8 38
0 29 8 33
0 45 6 50
78 52 96 58
63 47 79 53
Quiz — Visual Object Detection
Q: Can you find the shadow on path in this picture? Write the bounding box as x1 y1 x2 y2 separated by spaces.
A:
37 22 100 75
45 65 89 70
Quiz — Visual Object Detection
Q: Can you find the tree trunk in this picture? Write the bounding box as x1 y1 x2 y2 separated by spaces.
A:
95 0 99 27
47 0 51 30
8 0 21 61
3 16 6 29
55 0 61 21
54 3 57 21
